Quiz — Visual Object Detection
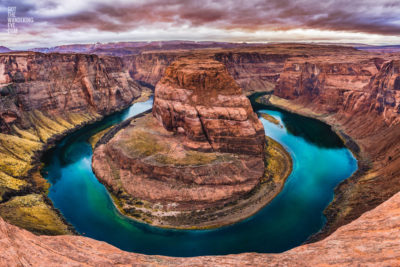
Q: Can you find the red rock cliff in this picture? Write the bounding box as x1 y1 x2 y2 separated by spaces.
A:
152 57 265 155
0 52 142 133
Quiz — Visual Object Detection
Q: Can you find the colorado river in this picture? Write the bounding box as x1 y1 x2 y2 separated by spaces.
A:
42 96 357 257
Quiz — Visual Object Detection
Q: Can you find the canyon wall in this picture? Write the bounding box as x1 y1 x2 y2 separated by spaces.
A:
123 52 179 87
124 45 374 95
0 52 144 234
0 52 141 130
124 48 290 94
214 51 287 94
273 56 400 240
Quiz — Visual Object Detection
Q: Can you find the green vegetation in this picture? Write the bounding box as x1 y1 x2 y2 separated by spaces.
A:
0 171 27 191
67 112 100 126
108 135 293 230
263 136 292 183
119 129 167 157
0 133 42 177
0 109 102 235
0 133 42 162
260 113 281 126
0 110 101 179
0 194 72 235
89 126 114 148
0 89 154 234
154 150 230 166
12 125 41 142
28 111 70 142
0 171 28 202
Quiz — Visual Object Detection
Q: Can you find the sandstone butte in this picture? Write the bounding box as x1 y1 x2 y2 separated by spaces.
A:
1 44 400 265
91 57 284 228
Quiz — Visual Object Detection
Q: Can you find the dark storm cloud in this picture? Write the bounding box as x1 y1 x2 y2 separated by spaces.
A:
1 0 399 48
2 0 400 35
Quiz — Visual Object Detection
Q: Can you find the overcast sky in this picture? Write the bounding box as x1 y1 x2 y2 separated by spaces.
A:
1 0 400 49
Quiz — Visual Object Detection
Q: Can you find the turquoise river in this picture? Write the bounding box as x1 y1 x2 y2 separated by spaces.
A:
42 95 357 257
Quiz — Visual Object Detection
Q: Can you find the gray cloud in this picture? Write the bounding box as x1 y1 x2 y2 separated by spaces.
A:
1 0 399 48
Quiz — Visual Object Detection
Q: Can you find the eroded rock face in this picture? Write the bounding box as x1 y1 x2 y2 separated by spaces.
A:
123 52 179 86
152 57 265 155
125 44 377 95
0 52 141 133
366 60 400 124
214 51 286 93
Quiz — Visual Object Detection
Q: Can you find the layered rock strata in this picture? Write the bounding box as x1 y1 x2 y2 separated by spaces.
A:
92 57 271 228
125 44 396 95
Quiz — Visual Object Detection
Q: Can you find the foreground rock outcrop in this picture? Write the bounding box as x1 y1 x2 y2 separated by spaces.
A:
1 189 400 266
92 57 280 228
0 51 144 234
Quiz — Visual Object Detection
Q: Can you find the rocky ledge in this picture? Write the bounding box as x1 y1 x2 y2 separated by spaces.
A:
92 57 290 228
